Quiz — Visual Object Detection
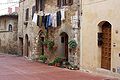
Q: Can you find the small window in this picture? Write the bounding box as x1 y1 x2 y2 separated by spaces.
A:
40 0 45 11
63 0 67 6
68 0 73 5
25 8 29 21
57 0 62 7
35 0 45 12
57 0 73 7
35 0 39 12
32 6 36 19
8 24 12 31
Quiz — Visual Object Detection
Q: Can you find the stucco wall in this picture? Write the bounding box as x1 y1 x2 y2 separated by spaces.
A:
81 0 120 72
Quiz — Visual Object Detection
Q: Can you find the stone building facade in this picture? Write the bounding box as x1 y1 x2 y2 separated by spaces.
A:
0 13 18 54
18 0 80 66
18 0 120 76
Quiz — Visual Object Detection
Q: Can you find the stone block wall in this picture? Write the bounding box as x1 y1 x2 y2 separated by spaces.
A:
18 0 80 67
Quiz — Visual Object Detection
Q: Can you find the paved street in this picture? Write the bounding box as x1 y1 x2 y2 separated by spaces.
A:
0 54 119 80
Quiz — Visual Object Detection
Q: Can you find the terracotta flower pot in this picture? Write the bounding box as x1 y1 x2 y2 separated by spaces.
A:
55 63 60 67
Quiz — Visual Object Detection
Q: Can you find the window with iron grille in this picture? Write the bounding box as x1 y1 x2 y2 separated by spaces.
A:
57 0 73 7
35 0 45 12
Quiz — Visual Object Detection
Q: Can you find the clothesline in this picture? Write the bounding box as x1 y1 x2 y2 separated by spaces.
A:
32 9 65 30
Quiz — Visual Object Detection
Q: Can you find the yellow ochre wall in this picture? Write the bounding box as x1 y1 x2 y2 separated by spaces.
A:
81 0 120 72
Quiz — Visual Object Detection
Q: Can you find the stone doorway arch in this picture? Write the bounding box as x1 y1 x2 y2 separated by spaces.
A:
38 30 45 55
60 32 69 61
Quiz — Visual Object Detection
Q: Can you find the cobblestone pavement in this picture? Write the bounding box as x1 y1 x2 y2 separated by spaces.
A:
0 54 119 80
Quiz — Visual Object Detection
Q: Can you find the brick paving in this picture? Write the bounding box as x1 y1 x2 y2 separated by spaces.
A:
0 54 119 80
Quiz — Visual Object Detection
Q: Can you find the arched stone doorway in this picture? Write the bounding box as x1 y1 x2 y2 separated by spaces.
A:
19 37 23 56
98 21 112 70
38 30 45 55
60 32 69 61
25 34 29 57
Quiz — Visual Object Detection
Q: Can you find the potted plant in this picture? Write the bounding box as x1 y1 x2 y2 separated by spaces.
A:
53 57 62 67
39 55 47 63
48 61 55 66
68 40 77 49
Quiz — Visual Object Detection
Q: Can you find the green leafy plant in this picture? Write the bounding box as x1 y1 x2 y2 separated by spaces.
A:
39 55 47 63
43 39 54 50
47 40 54 50
68 40 77 48
53 57 62 64
43 39 56 54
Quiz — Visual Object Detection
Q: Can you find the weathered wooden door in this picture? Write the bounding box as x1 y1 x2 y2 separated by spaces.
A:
64 35 68 61
101 25 111 70
60 32 68 61
25 34 29 57
19 38 23 56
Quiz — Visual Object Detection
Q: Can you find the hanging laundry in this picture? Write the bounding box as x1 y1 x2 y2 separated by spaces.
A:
32 13 37 24
52 13 57 27
48 14 52 27
37 15 40 26
39 11 44 16
61 8 65 20
46 15 49 29
46 14 52 29
57 11 62 26
40 16 42 26
37 15 43 27
44 16 48 29
42 16 45 24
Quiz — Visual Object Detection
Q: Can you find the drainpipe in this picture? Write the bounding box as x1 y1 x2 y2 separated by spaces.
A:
78 0 83 69
22 0 24 36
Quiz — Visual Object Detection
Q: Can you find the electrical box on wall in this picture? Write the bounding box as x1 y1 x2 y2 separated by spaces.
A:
117 67 120 74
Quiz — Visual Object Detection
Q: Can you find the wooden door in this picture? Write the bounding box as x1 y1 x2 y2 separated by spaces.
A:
60 32 68 61
19 38 23 56
64 35 68 61
101 26 111 70
25 35 29 57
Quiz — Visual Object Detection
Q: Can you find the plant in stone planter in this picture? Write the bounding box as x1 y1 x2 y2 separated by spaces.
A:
68 40 77 49
39 55 47 63
48 61 55 66
53 57 62 67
